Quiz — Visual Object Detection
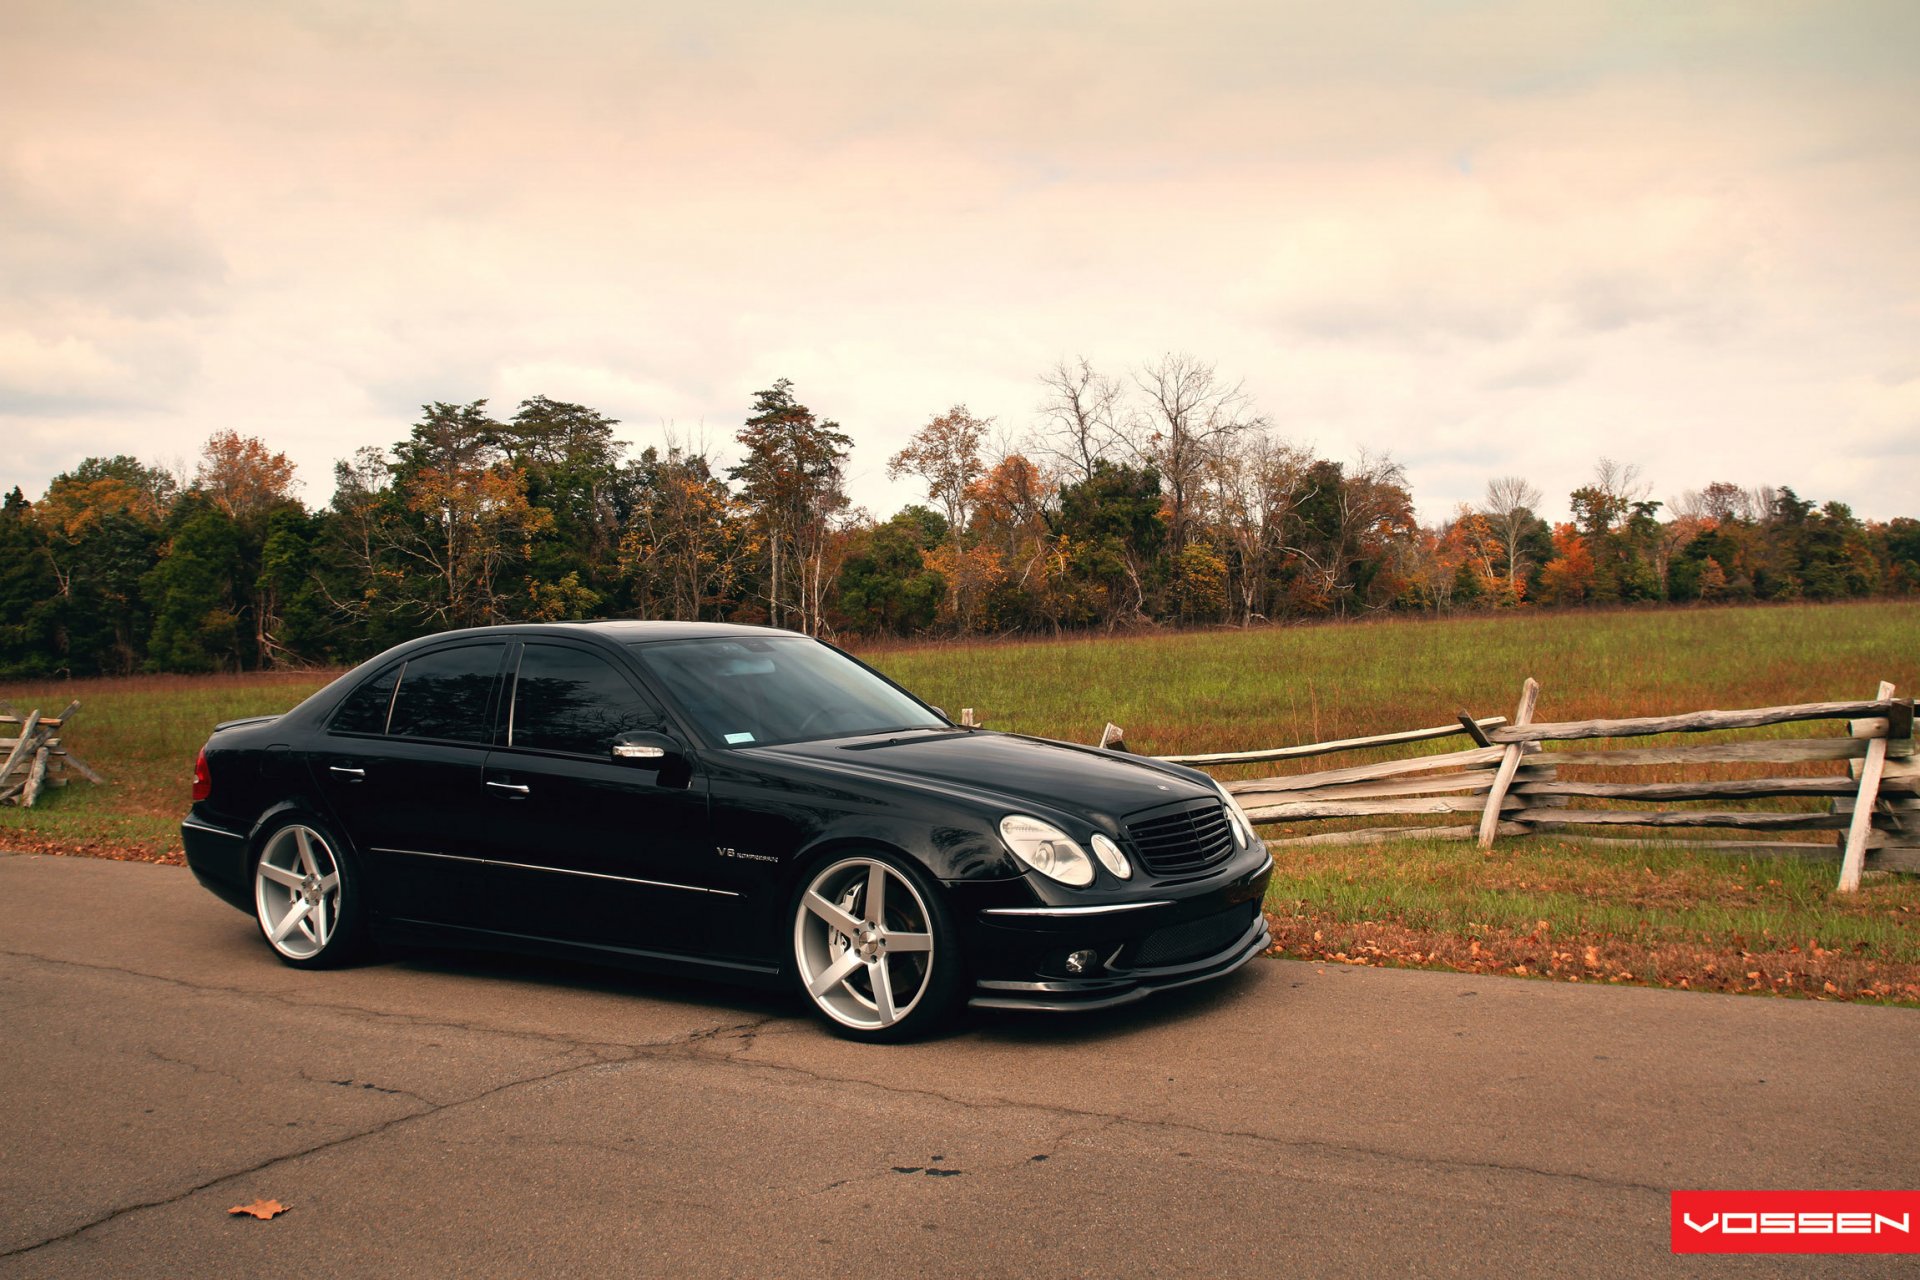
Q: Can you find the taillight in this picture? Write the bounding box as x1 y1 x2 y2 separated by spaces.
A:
192 749 211 803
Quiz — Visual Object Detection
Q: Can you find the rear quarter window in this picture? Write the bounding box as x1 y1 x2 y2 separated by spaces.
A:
328 663 401 736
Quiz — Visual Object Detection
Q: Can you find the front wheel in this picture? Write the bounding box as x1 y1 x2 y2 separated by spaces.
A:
791 853 962 1042
253 820 368 968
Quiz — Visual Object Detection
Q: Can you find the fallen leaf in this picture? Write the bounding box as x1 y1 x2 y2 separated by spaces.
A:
229 1200 288 1221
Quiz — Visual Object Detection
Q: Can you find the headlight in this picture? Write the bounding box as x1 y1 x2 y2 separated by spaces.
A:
1213 780 1258 849
999 815 1096 887
1090 832 1132 880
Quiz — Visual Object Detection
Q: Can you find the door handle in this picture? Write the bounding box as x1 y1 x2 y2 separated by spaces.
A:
329 765 366 781
486 780 530 797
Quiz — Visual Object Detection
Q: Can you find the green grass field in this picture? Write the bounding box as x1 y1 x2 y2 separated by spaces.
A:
5 600 1916 1002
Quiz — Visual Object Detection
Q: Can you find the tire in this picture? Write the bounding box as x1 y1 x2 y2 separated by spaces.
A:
252 818 369 969
790 850 963 1043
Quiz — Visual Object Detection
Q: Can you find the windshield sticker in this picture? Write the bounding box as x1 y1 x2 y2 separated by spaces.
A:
724 731 755 745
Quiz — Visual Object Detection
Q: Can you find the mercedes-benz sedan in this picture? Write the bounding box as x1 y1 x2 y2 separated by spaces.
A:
183 622 1272 1041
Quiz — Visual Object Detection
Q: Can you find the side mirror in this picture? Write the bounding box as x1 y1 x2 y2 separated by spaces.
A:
929 706 947 722
611 730 684 770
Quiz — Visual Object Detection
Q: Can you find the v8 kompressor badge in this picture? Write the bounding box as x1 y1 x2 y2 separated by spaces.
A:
716 846 778 864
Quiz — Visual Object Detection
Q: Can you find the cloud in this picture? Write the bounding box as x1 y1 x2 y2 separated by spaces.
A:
0 0 1916 528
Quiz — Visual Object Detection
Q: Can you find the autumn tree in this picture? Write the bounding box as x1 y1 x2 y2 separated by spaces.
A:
729 379 853 635
620 444 746 621
888 405 990 539
1537 522 1597 604
195 431 299 519
328 401 551 633
33 456 173 673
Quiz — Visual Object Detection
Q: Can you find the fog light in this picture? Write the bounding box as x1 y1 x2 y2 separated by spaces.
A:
1065 949 1098 976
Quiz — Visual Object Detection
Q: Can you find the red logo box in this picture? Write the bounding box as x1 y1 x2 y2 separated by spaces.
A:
1672 1191 1920 1254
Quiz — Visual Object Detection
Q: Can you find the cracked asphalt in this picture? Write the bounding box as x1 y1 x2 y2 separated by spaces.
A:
2 854 1916 1278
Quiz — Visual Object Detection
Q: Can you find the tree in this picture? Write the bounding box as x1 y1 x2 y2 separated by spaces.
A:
34 457 172 673
195 431 299 519
1035 357 1131 481
1134 353 1268 552
1285 454 1416 615
730 379 853 635
144 495 244 671
888 405 989 538
835 507 946 635
1209 430 1315 625
620 444 745 621
499 396 626 599
1538 522 1597 605
1051 461 1165 627
1481 475 1544 595
0 489 61 677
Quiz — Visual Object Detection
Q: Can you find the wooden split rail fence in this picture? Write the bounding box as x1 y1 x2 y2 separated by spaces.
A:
1100 680 1916 893
0 700 102 808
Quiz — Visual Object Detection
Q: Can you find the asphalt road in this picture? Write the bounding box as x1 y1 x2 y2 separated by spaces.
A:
2 854 1915 1278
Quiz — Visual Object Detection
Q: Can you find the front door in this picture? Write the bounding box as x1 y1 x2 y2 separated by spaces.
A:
478 640 733 960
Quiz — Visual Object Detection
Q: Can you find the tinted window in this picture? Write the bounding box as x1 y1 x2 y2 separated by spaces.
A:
511 643 666 755
386 643 506 744
330 663 400 735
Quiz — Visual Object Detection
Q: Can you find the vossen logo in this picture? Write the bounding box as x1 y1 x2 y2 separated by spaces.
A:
1672 1191 1920 1255
1682 1212 1908 1235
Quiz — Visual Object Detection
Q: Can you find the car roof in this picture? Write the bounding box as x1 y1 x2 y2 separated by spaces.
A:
403 620 810 646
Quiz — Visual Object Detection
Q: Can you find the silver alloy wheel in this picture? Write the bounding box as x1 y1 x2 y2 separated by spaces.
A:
793 856 936 1032
254 824 342 961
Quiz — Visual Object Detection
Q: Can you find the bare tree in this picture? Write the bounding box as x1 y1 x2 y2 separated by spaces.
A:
1035 357 1131 482
1134 353 1269 551
1208 429 1315 626
1481 474 1543 592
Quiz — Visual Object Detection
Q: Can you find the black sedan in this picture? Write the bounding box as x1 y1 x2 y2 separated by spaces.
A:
183 622 1273 1041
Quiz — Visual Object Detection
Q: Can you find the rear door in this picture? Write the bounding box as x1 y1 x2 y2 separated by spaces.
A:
478 640 734 959
311 640 508 926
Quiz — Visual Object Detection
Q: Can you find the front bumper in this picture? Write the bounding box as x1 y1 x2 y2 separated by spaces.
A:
962 853 1273 1012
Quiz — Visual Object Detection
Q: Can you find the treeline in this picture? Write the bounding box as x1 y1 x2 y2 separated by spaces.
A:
3 357 1916 677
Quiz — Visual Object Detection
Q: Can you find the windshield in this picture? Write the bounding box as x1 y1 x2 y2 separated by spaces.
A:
628 636 946 747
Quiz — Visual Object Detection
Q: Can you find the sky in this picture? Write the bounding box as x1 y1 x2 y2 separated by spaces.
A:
4 0 1918 525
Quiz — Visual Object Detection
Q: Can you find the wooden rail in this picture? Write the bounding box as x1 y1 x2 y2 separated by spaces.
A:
1127 680 1918 891
0 700 100 807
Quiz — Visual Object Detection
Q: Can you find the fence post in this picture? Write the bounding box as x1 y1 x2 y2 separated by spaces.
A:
1478 678 1541 850
1838 681 1898 892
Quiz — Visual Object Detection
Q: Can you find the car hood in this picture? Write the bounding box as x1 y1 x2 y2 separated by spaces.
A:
757 729 1218 824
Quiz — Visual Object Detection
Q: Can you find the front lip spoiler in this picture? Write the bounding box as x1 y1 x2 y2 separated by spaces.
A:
966 914 1271 1013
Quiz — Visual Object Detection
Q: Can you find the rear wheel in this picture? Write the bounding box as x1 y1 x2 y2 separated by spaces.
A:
253 820 368 968
791 852 961 1042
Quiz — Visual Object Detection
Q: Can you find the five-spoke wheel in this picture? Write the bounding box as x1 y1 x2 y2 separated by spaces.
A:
253 822 362 967
792 854 958 1041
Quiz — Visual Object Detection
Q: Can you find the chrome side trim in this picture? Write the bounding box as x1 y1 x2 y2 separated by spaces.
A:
181 819 245 841
372 847 740 898
376 847 484 866
981 901 1173 918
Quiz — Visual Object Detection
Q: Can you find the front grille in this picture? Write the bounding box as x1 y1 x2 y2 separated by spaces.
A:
1130 901 1259 968
1124 799 1237 878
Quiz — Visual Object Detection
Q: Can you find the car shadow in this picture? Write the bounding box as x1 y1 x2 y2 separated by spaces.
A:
375 941 800 1022
353 937 1270 1045
960 964 1268 1045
